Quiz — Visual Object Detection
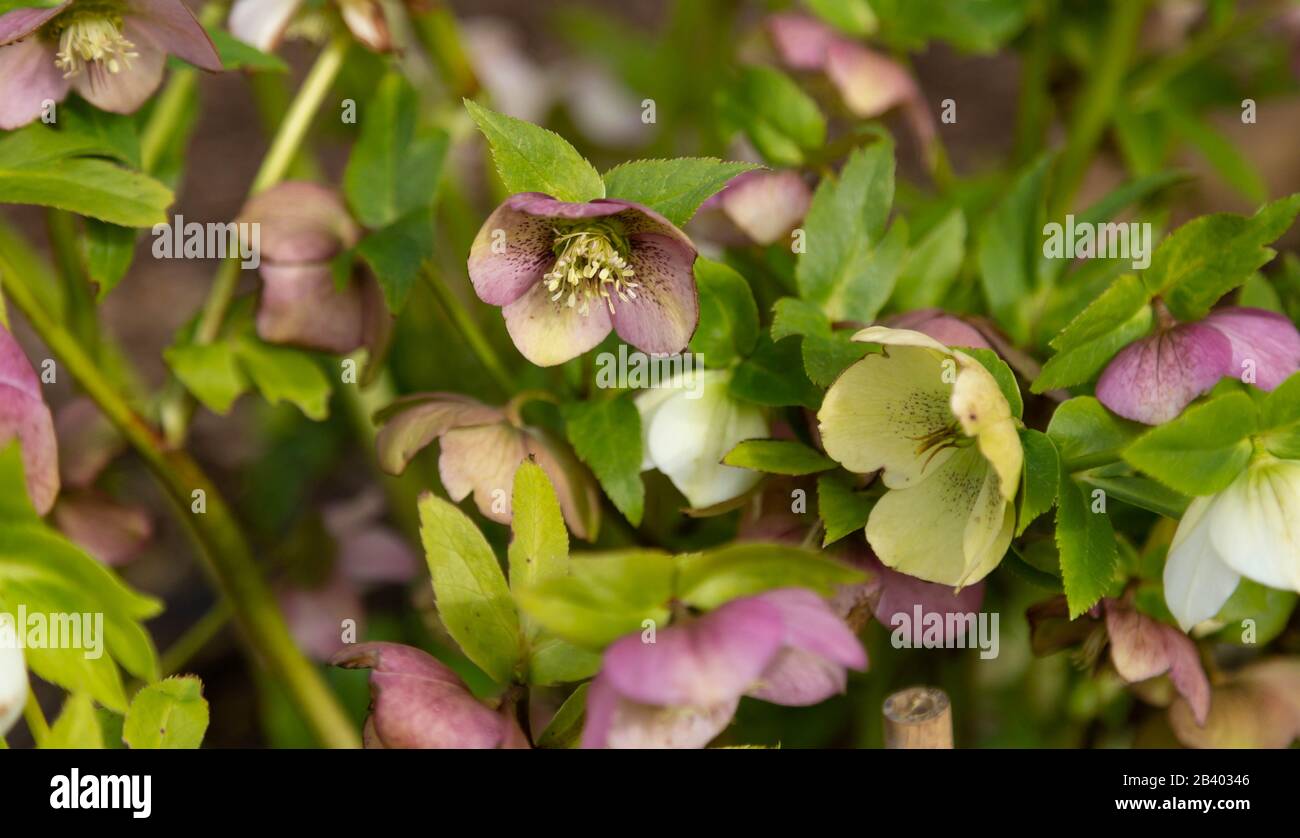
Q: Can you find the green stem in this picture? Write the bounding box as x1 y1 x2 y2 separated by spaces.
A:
1051 0 1147 217
422 265 517 394
0 258 360 749
24 692 49 747
160 601 233 677
1014 0 1053 164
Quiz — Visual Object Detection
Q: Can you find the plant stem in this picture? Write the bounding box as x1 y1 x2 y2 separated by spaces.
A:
23 692 49 747
0 257 360 749
422 265 517 394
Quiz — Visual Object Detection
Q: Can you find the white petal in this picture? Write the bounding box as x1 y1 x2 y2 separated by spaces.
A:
1165 495 1241 631
1208 459 1300 592
228 0 302 52
634 383 679 472
0 641 26 737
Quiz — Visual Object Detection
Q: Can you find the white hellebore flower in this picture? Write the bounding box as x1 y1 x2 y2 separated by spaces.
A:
635 370 768 509
0 641 27 737
1165 454 1300 631
818 327 1024 587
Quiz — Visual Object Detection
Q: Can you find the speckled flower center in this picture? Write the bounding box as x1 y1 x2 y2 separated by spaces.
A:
544 226 639 316
49 4 136 78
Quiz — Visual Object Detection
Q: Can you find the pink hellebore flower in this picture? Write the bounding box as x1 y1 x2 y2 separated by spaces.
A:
582 589 866 749
229 0 390 53
0 323 58 515
468 193 700 367
698 170 813 247
375 393 601 540
1103 598 1210 726
0 0 221 130
1169 659 1300 749
332 642 528 748
766 13 936 152
1097 305 1300 425
850 550 986 646
238 181 390 355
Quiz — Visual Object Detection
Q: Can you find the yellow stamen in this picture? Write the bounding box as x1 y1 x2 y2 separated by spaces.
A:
53 13 137 79
543 228 639 317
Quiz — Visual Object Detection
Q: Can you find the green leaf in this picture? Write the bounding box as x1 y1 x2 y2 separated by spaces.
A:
527 634 601 686
83 220 136 300
722 439 835 475
729 335 822 408
1123 392 1258 496
1076 473 1189 519
690 257 759 366
1047 396 1143 469
977 157 1048 342
1055 473 1118 618
464 99 604 202
354 208 434 313
517 550 675 649
803 0 877 35
418 493 522 683
345 74 449 228
46 694 104 749
770 298 871 386
894 208 966 309
122 677 210 749
795 140 901 321
675 543 865 610
1033 274 1153 392
534 683 589 749
0 157 172 227
1017 430 1059 535
1146 194 1300 321
716 65 826 166
163 341 249 415
231 335 331 421
562 397 645 526
1259 372 1300 457
602 158 761 227
207 27 289 72
508 461 569 595
817 471 873 546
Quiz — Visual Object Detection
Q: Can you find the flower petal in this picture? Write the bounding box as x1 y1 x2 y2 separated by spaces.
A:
0 36 68 130
602 596 785 707
278 573 363 661
644 371 768 508
129 0 223 71
255 263 366 353
1207 458 1300 592
609 233 699 356
502 275 614 367
818 341 954 487
228 0 301 53
468 193 585 307
1164 494 1241 631
864 552 986 644
951 351 1022 500
747 588 866 706
53 491 151 566
0 3 69 45
70 24 166 114
888 309 992 350
373 393 506 476
765 13 835 71
719 170 812 246
239 181 359 263
1105 599 1170 684
581 673 736 749
1096 322 1233 425
337 0 391 52
0 324 59 515
54 398 122 489
1169 681 1296 748
1202 306 1300 391
438 423 529 525
0 642 26 738
826 39 919 119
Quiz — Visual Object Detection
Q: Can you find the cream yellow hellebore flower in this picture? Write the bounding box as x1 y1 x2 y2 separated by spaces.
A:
818 327 1023 587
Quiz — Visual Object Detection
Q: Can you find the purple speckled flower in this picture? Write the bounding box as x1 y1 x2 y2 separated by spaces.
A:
331 642 528 749
0 1 221 130
1097 305 1300 424
0 323 58 515
582 589 866 749
468 193 699 367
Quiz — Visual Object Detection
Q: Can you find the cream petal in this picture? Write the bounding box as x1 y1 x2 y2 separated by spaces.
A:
850 325 952 353
70 26 166 115
634 384 679 471
437 423 529 525
0 643 26 737
1164 495 1241 631
228 0 302 52
1207 460 1300 592
867 447 1008 586
337 0 391 52
951 351 1021 500
644 371 768 508
818 343 954 487
501 277 614 367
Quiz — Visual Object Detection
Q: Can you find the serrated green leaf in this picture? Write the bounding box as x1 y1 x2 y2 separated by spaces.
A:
1123 392 1258 496
509 461 569 596
562 397 644 526
1017 429 1059 535
602 158 760 227
1047 396 1143 469
46 694 104 749
1055 473 1118 618
354 208 434 313
123 677 209 749
232 336 331 421
1034 274 1153 392
690 257 759 366
534 682 589 749
464 99 604 202
729 335 822 408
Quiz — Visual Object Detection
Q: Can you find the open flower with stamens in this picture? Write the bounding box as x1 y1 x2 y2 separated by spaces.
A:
0 1 221 130
229 0 392 53
818 327 1024 587
468 193 699 367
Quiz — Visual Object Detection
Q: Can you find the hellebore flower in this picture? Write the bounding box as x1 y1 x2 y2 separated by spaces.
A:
582 589 866 748
332 642 527 748
1169 659 1300 749
697 170 813 247
0 642 26 737
1097 306 1300 425
765 13 935 152
819 327 1024 587
468 194 699 367
1103 598 1210 725
229 0 391 53
0 323 59 515
375 393 601 539
0 0 221 130
635 369 768 509
852 550 987 646
1164 453 1300 631
238 181 390 356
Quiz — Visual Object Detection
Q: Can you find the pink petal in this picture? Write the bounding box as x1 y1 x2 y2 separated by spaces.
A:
0 325 59 515
331 642 507 748
502 276 614 367
373 393 506 476
336 528 420 586
1202 306 1300 391
826 39 919 119
255 263 366 353
581 672 736 749
1162 625 1211 727
54 398 122 489
608 233 699 356
864 554 986 646
1096 322 1233 424
437 422 529 525
129 0 223 71
239 181 359 263
748 648 849 706
757 588 867 669
0 3 70 45
888 309 993 351
228 0 301 53
0 36 68 130
70 25 165 115
1105 599 1210 726
765 13 836 71
52 491 151 566
278 573 363 661
602 597 786 707
719 170 812 246
468 193 576 307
